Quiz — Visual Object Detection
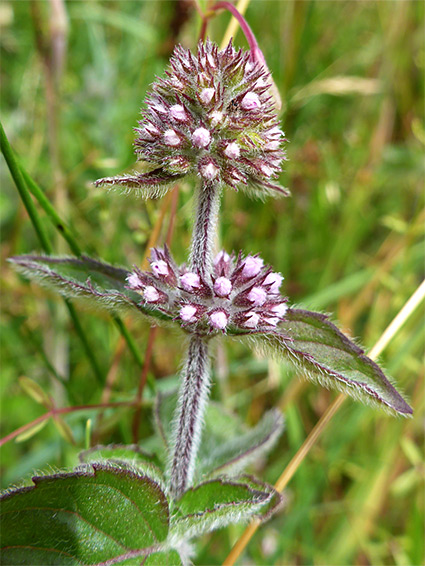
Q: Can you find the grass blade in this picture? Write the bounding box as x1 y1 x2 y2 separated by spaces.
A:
1 121 105 386
1 122 52 254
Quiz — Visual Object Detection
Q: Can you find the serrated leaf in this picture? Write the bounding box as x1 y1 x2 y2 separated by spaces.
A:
19 376 52 408
79 445 165 489
251 308 412 415
170 477 282 542
0 463 169 565
9 255 173 325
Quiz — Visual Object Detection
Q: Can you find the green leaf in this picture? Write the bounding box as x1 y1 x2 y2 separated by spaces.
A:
79 445 164 488
199 409 284 478
9 255 173 325
170 477 282 541
143 550 183 565
252 308 412 416
79 444 158 466
154 391 284 479
0 463 169 565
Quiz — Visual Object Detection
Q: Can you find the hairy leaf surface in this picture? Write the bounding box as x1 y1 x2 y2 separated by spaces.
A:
9 255 173 324
170 477 282 541
251 308 412 415
0 463 169 565
199 409 284 478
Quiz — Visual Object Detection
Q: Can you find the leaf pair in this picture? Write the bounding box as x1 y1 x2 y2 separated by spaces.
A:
10 254 412 415
1 460 281 565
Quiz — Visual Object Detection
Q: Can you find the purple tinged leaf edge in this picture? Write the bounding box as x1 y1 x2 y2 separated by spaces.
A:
247 308 412 416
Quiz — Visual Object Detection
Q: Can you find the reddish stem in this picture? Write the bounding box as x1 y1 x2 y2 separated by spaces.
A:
210 1 266 66
0 401 137 448
131 326 158 443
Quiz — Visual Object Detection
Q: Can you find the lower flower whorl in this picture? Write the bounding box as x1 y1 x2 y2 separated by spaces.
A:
127 247 287 335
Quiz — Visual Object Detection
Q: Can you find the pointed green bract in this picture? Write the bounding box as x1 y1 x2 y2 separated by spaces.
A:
0 464 169 565
251 308 412 415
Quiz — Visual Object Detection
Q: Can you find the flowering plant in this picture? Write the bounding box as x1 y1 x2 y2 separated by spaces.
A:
1 13 412 566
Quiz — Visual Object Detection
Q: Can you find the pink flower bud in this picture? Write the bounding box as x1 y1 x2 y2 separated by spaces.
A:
200 161 219 180
200 88 215 105
271 303 287 318
242 256 264 278
247 286 267 306
192 127 211 148
145 123 160 136
209 111 223 127
264 272 283 293
169 104 187 122
265 317 280 327
181 272 201 291
260 164 273 177
241 92 261 111
214 277 232 297
163 129 181 147
180 304 198 322
152 102 167 114
224 142 240 159
151 260 169 277
214 250 230 265
265 140 280 151
268 126 283 137
207 54 216 68
144 286 160 303
127 273 143 289
244 312 260 328
209 310 228 330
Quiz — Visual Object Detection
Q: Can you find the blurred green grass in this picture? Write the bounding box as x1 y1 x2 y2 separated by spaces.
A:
1 1 424 565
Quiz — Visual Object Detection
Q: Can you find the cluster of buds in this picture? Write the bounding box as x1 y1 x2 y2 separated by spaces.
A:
95 39 287 199
127 247 288 335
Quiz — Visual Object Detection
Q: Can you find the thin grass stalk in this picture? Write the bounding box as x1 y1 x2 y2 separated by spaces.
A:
223 279 425 565
0 401 139 448
65 300 104 386
1 123 52 254
19 163 82 256
132 326 158 443
1 121 105 386
4 124 151 375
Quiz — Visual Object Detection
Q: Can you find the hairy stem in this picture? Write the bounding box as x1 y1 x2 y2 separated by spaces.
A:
189 182 221 278
168 182 220 497
168 335 211 498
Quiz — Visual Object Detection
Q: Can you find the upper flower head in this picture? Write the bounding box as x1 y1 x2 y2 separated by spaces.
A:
95 39 288 199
